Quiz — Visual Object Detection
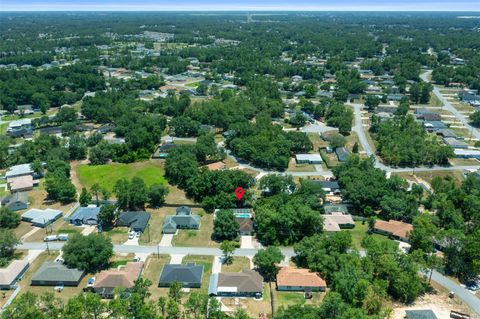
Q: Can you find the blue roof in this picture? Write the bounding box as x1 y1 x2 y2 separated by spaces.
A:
70 206 100 223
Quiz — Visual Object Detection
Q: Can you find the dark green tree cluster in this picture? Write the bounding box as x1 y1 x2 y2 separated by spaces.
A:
213 209 240 241
254 180 325 245
2 282 252 319
63 233 113 273
371 115 453 166
0 207 21 229
44 159 77 203
334 156 422 222
226 121 312 170
291 232 427 318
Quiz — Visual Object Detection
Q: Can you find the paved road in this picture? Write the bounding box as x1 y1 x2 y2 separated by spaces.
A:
18 242 296 259
420 70 480 140
430 270 480 315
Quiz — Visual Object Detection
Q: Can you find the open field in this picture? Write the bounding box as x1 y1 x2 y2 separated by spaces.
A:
273 290 325 310
76 160 166 192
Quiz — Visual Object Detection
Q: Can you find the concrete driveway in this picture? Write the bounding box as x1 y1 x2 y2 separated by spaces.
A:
240 236 254 249
169 254 185 264
159 234 174 247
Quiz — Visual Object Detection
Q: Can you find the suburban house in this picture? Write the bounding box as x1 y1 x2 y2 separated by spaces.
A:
162 206 201 234
423 121 448 132
236 217 254 235
31 262 84 287
116 211 150 233
454 149 480 159
158 263 204 288
335 147 350 162
436 129 457 139
93 262 144 299
4 163 34 179
0 260 29 290
373 219 413 242
208 270 263 298
404 310 438 319
314 181 341 195
295 154 323 164
69 206 101 226
443 137 468 149
7 175 39 193
322 213 355 231
276 267 326 292
6 119 33 137
21 208 63 227
1 191 28 212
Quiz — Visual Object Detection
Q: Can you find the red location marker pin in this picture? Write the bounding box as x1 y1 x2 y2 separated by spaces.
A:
234 187 245 201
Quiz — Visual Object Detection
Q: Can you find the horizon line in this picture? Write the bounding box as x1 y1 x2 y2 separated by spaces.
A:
2 9 480 12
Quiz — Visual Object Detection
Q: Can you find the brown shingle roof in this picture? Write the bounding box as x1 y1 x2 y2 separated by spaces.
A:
218 270 263 293
93 262 143 289
374 219 413 239
276 267 326 288
236 218 254 233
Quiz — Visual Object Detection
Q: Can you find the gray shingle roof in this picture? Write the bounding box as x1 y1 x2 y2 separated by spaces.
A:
405 310 438 319
159 264 203 286
116 211 150 232
31 262 84 283
70 206 100 224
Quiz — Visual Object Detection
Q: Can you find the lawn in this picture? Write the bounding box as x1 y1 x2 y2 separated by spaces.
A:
274 291 325 310
139 208 170 245
347 221 395 250
182 255 213 294
141 255 171 299
222 256 251 272
173 212 218 247
185 81 200 87
429 92 443 107
76 160 166 192
104 227 129 244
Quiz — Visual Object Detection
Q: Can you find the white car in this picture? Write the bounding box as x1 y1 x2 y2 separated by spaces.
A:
128 231 135 240
135 232 141 238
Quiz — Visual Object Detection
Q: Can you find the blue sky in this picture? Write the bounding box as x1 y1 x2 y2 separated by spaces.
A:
1 0 479 11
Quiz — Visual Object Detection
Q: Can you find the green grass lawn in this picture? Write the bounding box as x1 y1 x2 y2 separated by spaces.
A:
76 160 166 192
222 256 251 272
347 221 395 250
185 81 200 87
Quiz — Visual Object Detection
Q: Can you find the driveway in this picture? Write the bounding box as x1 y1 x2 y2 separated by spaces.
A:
81 225 96 236
169 254 185 264
159 234 174 247
123 237 139 246
240 236 254 249
212 256 222 274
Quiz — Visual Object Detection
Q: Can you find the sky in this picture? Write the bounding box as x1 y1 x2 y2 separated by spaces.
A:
1 0 479 12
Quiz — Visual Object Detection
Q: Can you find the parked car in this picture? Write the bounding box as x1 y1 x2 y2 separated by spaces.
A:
87 277 96 288
44 235 58 242
57 234 69 241
135 232 141 238
54 285 64 292
128 231 135 239
466 282 479 291
133 256 141 262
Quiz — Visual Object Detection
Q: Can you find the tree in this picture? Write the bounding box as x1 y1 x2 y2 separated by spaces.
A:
253 247 284 281
220 240 237 265
470 111 480 128
365 95 380 111
32 92 49 114
213 210 240 241
305 84 317 98
289 111 307 128
168 281 182 303
79 187 92 207
329 134 346 149
258 175 295 196
114 177 148 211
0 207 21 229
147 184 169 208
0 229 19 266
63 233 113 273
352 142 359 153
91 183 101 205
97 204 117 228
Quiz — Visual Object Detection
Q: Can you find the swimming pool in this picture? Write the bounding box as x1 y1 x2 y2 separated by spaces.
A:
234 213 252 219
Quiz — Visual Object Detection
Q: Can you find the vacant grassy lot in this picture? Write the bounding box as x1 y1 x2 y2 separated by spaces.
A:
173 211 218 247
76 160 166 192
273 290 325 310
182 255 213 294
142 255 171 299
222 256 251 272
104 227 129 244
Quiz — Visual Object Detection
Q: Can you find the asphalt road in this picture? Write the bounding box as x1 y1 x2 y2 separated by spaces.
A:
420 70 480 140
18 242 296 259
